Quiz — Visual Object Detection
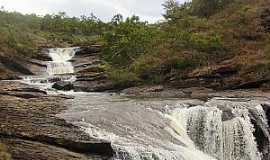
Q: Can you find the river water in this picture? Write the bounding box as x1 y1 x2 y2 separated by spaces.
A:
21 48 270 160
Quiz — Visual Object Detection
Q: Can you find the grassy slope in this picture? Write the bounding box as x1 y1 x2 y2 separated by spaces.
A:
138 0 270 89
1 1 270 90
190 0 269 77
0 11 101 77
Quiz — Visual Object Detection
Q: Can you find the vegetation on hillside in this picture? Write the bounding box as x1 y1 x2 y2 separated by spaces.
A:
102 0 270 85
102 0 230 83
1 0 270 86
0 8 108 57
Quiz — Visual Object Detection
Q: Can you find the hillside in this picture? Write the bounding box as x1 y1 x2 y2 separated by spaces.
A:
2 1 270 159
101 0 270 90
1 0 270 91
161 0 270 90
0 10 105 79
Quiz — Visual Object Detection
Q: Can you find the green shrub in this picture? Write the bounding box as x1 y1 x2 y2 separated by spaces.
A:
103 15 159 67
189 32 223 52
173 58 193 70
105 65 139 82
161 15 224 53
0 10 108 57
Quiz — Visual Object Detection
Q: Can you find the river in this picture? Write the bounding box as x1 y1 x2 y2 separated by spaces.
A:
19 47 270 160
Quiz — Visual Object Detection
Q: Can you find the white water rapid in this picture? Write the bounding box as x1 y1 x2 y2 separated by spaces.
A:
46 48 78 75
167 98 268 160
58 94 270 160
18 47 270 160
20 47 78 89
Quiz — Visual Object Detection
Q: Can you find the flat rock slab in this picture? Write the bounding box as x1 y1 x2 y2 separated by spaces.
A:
0 81 114 160
1 138 103 160
122 85 270 100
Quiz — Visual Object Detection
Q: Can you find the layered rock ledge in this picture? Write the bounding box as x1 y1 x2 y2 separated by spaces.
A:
0 81 114 160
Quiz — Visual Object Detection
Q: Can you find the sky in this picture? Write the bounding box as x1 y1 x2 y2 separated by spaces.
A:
0 0 186 22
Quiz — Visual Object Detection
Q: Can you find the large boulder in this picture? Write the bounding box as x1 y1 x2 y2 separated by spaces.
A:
52 81 74 91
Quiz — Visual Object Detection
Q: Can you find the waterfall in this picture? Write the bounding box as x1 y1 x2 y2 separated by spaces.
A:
46 48 78 75
20 47 78 89
57 91 270 160
168 98 269 160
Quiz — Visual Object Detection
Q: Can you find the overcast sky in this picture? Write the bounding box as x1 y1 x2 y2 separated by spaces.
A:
0 0 186 22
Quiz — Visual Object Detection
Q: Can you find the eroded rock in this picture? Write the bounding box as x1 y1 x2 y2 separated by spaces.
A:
76 45 102 55
0 143 11 160
0 81 114 159
52 81 74 91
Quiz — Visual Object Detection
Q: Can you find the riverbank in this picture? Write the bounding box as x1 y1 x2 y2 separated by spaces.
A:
2 78 270 159
0 81 114 160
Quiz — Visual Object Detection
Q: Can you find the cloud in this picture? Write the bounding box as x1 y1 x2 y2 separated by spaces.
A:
0 0 186 22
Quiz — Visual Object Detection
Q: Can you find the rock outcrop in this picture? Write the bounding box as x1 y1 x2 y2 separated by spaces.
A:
0 143 11 160
52 81 74 91
140 61 270 91
0 81 114 160
0 55 47 79
68 45 133 92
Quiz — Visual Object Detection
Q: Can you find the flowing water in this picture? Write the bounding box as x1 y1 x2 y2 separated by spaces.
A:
57 94 270 160
21 47 78 89
21 47 270 160
46 47 79 75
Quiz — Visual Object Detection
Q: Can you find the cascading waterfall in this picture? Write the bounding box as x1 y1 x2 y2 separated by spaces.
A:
46 48 78 75
20 47 78 89
18 48 270 160
59 92 270 160
167 98 270 160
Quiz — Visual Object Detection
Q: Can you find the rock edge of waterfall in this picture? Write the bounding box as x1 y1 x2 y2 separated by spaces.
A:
2 46 270 160
0 81 114 160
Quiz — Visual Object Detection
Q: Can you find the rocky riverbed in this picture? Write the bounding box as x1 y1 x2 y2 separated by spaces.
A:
0 81 113 160
2 46 270 160
2 79 270 160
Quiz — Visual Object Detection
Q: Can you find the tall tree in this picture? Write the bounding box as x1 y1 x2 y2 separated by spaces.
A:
163 0 192 21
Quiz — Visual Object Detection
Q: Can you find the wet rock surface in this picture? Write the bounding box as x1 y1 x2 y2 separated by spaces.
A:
3 45 270 160
0 81 114 160
52 81 74 91
59 90 270 160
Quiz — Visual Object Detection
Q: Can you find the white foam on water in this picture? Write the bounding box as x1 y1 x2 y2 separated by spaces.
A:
167 98 265 160
46 48 78 75
19 47 78 90
79 121 216 160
